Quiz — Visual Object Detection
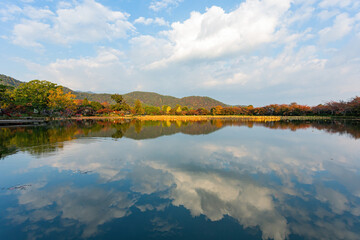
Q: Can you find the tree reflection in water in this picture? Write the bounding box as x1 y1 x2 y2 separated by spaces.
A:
0 119 359 239
1 119 359 159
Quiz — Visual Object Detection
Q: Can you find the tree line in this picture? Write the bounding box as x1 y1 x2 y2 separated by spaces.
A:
0 79 359 117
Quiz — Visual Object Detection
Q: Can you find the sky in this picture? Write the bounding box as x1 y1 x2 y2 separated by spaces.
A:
0 0 359 106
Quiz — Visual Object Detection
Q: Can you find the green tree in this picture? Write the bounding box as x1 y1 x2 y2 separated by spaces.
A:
82 98 90 106
182 106 189 112
13 80 57 110
134 99 145 115
111 94 124 104
90 101 104 111
110 94 130 112
0 80 14 108
162 105 171 114
144 106 161 115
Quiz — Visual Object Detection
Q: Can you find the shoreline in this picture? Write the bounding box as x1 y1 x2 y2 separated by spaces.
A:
1 115 359 126
67 115 333 121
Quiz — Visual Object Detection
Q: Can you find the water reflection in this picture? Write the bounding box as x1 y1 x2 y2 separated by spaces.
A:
0 120 360 239
9 185 136 238
1 119 360 159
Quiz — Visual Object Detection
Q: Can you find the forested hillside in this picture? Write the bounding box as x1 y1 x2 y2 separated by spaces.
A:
0 74 22 87
0 74 228 109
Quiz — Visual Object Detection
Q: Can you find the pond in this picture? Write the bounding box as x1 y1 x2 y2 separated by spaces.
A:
0 119 360 240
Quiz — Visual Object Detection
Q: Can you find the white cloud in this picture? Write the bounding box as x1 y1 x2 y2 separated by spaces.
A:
25 48 135 92
8 0 360 105
318 10 339 21
149 0 291 68
57 1 74 9
11 0 134 47
0 5 22 22
22 6 54 19
203 72 249 87
149 0 183 12
134 17 169 26
319 13 354 43
0 5 53 22
12 20 51 47
129 35 172 67
319 0 353 9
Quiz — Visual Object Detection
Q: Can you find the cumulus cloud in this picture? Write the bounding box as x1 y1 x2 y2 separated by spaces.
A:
13 20 51 47
10 0 134 47
148 0 291 68
148 0 290 67
24 47 137 92
7 0 360 105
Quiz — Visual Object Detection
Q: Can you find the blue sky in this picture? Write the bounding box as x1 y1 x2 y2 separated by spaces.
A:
0 0 359 106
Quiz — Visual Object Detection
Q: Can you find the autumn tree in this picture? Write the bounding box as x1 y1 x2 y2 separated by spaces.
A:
211 105 224 115
175 104 182 115
48 87 75 111
134 99 145 115
162 105 171 114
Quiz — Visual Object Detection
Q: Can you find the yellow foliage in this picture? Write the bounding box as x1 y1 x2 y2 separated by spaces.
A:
48 87 76 110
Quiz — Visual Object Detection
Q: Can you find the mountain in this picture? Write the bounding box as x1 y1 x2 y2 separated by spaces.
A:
0 74 228 109
73 91 228 109
0 74 23 88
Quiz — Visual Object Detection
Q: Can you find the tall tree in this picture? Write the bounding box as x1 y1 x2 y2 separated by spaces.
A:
110 94 130 112
134 99 145 115
13 80 57 110
162 105 171 114
0 80 14 108
47 87 75 111
111 94 124 104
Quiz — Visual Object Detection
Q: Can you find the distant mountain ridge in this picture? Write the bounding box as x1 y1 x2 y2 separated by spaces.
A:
0 74 228 109
0 74 23 88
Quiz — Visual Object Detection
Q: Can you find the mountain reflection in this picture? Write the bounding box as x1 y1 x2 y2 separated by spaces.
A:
1 119 359 159
1 120 360 239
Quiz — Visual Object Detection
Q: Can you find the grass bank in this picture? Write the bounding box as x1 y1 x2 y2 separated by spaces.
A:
68 115 332 122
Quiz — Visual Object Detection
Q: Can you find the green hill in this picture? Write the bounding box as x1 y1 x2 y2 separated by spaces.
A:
0 74 23 88
0 74 228 109
74 91 228 109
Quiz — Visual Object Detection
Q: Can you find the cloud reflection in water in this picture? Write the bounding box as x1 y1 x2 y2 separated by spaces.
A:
1 120 360 239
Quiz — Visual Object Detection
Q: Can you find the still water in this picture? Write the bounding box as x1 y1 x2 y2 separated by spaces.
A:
0 119 360 240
